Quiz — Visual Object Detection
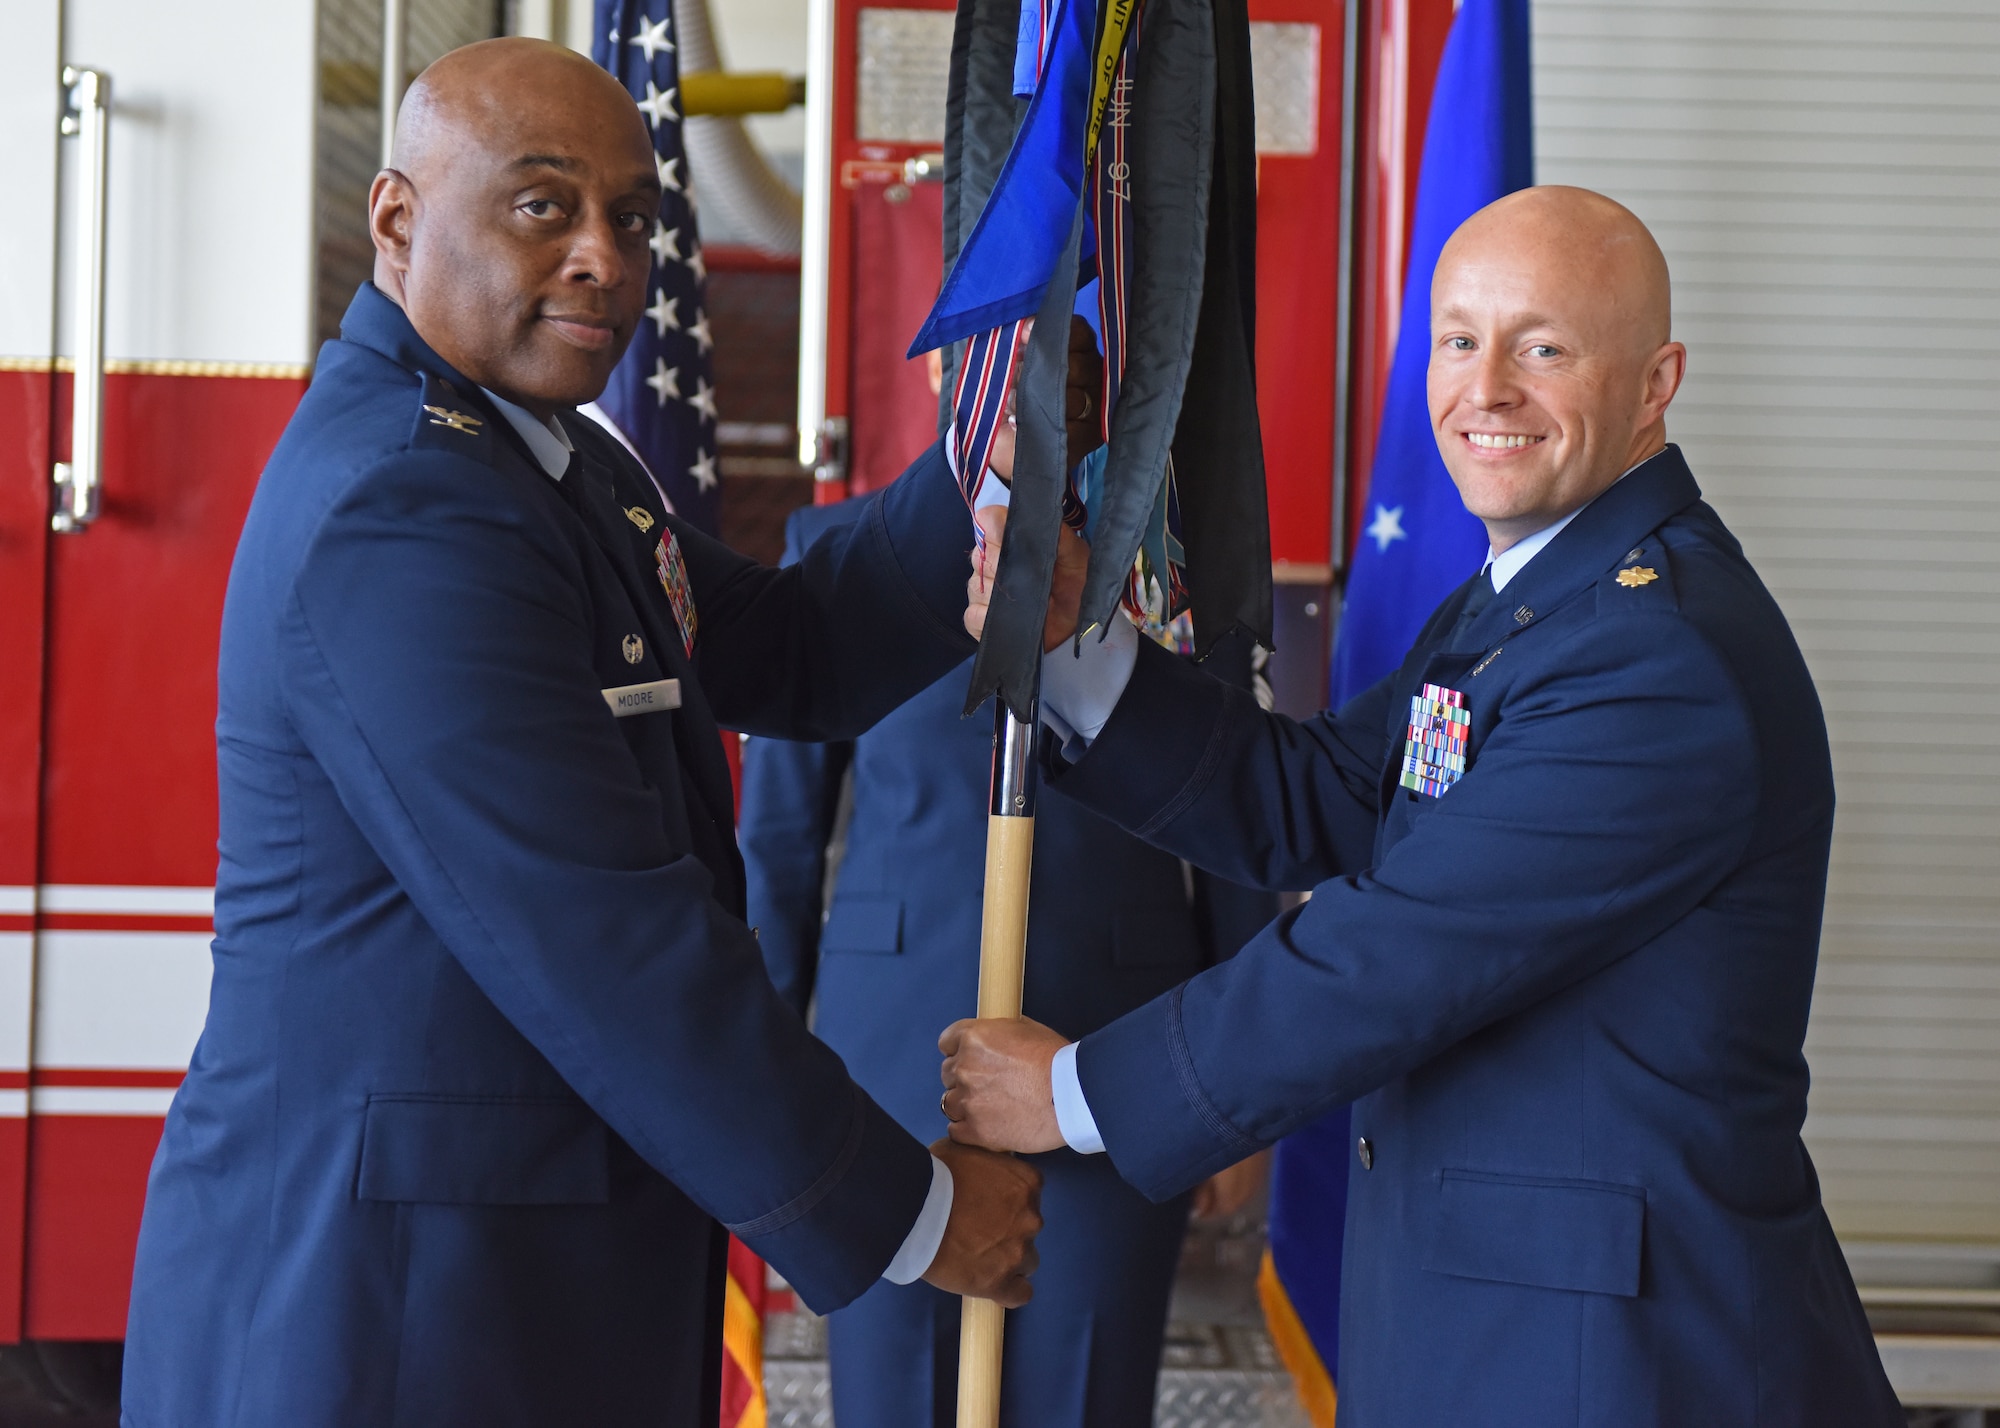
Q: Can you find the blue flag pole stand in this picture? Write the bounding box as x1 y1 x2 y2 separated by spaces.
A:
958 695 1039 1428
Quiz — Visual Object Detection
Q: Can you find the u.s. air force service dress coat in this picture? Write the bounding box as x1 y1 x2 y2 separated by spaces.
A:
120 284 977 1428
1048 448 1903 1427
742 499 1278 1428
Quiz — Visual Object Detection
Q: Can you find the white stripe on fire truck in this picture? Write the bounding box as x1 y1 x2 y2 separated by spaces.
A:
38 885 215 917
33 930 211 1070
0 932 30 1071
29 1087 178 1117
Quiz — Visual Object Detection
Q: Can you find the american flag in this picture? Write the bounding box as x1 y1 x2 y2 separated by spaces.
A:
593 0 722 534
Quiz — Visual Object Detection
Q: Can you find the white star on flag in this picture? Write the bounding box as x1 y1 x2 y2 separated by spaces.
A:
594 0 719 531
646 356 681 406
1366 504 1408 553
636 80 679 128
686 245 706 283
646 291 681 336
628 16 674 61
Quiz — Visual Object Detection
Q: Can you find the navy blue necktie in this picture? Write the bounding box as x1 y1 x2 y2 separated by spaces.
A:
1449 567 1496 643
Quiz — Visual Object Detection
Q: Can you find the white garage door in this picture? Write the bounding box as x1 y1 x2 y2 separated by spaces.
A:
1532 0 2000 1256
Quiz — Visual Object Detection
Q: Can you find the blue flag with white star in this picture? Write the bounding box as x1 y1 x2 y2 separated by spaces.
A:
1328 0 1532 706
593 0 721 532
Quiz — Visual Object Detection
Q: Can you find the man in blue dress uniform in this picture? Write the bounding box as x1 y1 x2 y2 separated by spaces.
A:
942 187 1905 1426
120 40 1042 1428
742 484 1276 1427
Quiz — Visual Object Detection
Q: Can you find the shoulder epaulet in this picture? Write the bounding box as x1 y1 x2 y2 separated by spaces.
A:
408 372 496 462
1597 539 1679 612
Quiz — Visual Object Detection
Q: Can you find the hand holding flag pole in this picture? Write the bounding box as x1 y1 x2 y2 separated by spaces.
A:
957 695 1036 1428
954 504 1088 1428
927 0 1268 1412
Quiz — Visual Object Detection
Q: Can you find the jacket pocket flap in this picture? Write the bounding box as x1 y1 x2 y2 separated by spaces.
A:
1423 1170 1644 1297
357 1095 609 1205
822 895 903 955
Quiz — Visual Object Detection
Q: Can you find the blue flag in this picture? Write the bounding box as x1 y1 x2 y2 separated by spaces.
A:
907 0 1095 356
592 0 722 533
1265 0 1531 1410
1328 0 1533 708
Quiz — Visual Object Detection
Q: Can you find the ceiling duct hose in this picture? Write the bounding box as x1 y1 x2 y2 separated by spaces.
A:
674 0 804 255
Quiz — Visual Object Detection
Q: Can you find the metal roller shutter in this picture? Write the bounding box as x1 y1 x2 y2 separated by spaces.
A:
1531 0 2000 1262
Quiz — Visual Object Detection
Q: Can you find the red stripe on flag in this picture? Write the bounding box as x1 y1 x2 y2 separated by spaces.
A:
720 1236 768 1428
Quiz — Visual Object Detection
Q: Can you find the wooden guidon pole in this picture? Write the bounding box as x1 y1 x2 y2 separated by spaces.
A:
956 700 1039 1428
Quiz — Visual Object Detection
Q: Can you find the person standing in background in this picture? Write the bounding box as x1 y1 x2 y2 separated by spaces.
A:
742 334 1277 1427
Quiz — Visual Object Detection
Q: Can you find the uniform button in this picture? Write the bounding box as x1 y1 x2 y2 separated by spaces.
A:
1357 1137 1374 1171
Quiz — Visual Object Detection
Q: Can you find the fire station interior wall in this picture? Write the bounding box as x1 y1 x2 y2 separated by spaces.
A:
52 0 319 367
316 0 504 346
1533 0 2000 1249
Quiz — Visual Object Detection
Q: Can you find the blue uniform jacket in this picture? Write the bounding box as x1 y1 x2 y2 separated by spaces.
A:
121 285 976 1428
743 499 1275 1140
1049 448 1901 1427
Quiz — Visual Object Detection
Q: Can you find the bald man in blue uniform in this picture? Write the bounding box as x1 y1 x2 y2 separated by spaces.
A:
120 40 1040 1428
943 188 1903 1427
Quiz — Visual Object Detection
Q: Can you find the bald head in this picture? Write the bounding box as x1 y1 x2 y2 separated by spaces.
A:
1426 185 1686 551
391 39 639 179
1445 187 1672 353
368 38 661 417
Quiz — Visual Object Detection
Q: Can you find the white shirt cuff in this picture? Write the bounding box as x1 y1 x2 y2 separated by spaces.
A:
1039 615 1138 752
1050 1041 1106 1155
882 1152 955 1284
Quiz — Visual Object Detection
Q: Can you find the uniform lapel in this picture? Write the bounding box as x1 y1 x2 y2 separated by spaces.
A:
1372 447 1707 814
1439 446 1703 657
561 440 743 877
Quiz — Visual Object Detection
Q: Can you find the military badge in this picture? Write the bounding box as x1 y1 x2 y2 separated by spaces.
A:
1617 566 1659 588
625 505 656 533
421 405 483 435
655 532 698 656
1400 682 1471 798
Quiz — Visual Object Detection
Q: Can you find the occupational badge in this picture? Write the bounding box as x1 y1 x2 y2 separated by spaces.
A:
625 505 656 533
1400 682 1471 798
656 532 698 656
622 634 644 664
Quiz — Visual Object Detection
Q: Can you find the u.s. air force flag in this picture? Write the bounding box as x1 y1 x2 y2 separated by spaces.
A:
592 0 723 534
1327 0 1533 708
1263 3 1533 1421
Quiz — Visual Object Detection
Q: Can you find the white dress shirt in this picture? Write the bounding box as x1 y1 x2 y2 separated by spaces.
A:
482 389 575 479
486 388 957 1281
1038 493 1607 1156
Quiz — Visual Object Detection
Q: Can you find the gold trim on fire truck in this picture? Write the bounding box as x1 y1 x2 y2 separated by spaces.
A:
0 356 312 379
